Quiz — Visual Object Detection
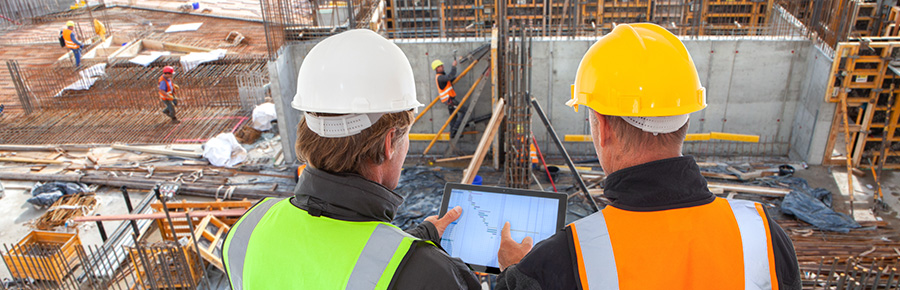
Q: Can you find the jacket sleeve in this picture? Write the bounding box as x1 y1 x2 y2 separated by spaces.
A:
390 241 482 290
765 209 802 290
72 33 83 47
445 65 458 81
404 221 441 245
496 229 578 290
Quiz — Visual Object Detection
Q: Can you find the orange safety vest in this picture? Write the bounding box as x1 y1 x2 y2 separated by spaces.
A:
569 198 778 290
530 144 539 164
158 76 174 101
435 74 456 103
62 28 80 49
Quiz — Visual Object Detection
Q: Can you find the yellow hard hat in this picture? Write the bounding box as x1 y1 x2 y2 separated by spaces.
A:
567 23 706 116
66 20 75 27
431 59 444 70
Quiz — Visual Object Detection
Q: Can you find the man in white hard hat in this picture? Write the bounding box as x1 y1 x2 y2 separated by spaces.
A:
493 23 801 289
222 29 480 289
61 21 83 67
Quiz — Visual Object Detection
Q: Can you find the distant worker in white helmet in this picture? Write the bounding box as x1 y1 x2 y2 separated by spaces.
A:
493 23 801 289
432 57 468 135
61 21 83 68
222 29 481 289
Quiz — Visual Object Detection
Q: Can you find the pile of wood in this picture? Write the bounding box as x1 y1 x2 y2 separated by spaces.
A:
33 193 97 230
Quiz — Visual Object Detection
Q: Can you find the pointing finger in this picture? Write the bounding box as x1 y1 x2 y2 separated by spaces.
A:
501 221 512 240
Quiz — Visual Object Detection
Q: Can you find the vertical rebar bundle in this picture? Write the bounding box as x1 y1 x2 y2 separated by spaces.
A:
503 21 533 189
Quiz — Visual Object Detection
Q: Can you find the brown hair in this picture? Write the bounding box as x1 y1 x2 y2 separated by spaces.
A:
593 112 688 153
295 110 414 174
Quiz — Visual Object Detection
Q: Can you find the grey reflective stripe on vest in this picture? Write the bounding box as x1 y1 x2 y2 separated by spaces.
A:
726 199 772 290
345 223 411 290
571 211 619 290
225 198 280 290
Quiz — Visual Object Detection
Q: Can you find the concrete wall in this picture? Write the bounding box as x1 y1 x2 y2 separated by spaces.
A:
273 37 835 164
789 45 836 164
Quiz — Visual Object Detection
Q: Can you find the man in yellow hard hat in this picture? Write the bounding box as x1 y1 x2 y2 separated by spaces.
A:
61 21 83 67
432 57 467 134
493 23 801 289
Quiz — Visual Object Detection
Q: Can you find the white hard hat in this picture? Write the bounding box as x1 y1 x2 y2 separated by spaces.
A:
292 29 422 137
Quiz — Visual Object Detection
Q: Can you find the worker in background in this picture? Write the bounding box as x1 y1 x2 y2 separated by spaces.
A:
432 57 467 134
222 29 481 289
158 66 180 123
62 21 83 68
494 23 801 290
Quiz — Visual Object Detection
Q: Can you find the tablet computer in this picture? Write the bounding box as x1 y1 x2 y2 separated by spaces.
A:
438 183 567 274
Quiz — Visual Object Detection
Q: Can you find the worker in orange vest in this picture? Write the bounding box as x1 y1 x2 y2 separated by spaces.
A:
432 58 467 135
494 23 801 290
158 66 181 123
61 21 83 67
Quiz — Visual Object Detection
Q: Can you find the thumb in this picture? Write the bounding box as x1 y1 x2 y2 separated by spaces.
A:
522 236 534 248
501 221 512 240
440 206 462 223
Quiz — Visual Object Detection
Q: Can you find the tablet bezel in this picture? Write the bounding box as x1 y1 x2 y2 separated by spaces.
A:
438 182 568 274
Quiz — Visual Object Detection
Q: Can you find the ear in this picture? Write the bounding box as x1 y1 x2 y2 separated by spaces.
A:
383 129 395 159
595 112 615 148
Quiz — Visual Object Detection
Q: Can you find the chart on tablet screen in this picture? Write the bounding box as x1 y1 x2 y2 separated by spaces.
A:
441 189 559 268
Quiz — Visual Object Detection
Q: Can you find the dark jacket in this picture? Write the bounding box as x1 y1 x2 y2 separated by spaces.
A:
436 65 457 92
496 156 802 290
291 167 481 289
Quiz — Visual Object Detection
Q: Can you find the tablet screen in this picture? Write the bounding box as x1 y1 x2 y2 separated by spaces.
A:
439 184 565 273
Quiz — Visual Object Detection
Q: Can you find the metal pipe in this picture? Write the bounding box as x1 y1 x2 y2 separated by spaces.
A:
153 184 181 243
96 219 108 242
184 212 211 290
120 186 141 237
530 97 600 212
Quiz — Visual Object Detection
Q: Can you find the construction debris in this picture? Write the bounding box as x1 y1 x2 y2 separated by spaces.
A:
33 193 98 230
27 182 92 208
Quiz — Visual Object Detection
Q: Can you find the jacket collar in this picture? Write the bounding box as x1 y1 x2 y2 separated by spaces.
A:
291 166 403 222
602 156 715 212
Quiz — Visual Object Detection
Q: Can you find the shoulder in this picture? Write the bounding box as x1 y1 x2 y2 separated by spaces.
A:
391 241 481 290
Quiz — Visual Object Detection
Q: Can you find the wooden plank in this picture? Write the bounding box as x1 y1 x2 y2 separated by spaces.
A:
706 182 791 197
0 145 91 152
0 157 68 164
71 209 246 222
434 155 474 163
111 144 202 159
462 98 505 184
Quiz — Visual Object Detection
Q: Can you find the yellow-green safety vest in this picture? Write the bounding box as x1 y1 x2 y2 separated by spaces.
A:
223 198 427 290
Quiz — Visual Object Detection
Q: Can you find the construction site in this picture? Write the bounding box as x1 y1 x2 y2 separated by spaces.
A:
0 0 898 288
